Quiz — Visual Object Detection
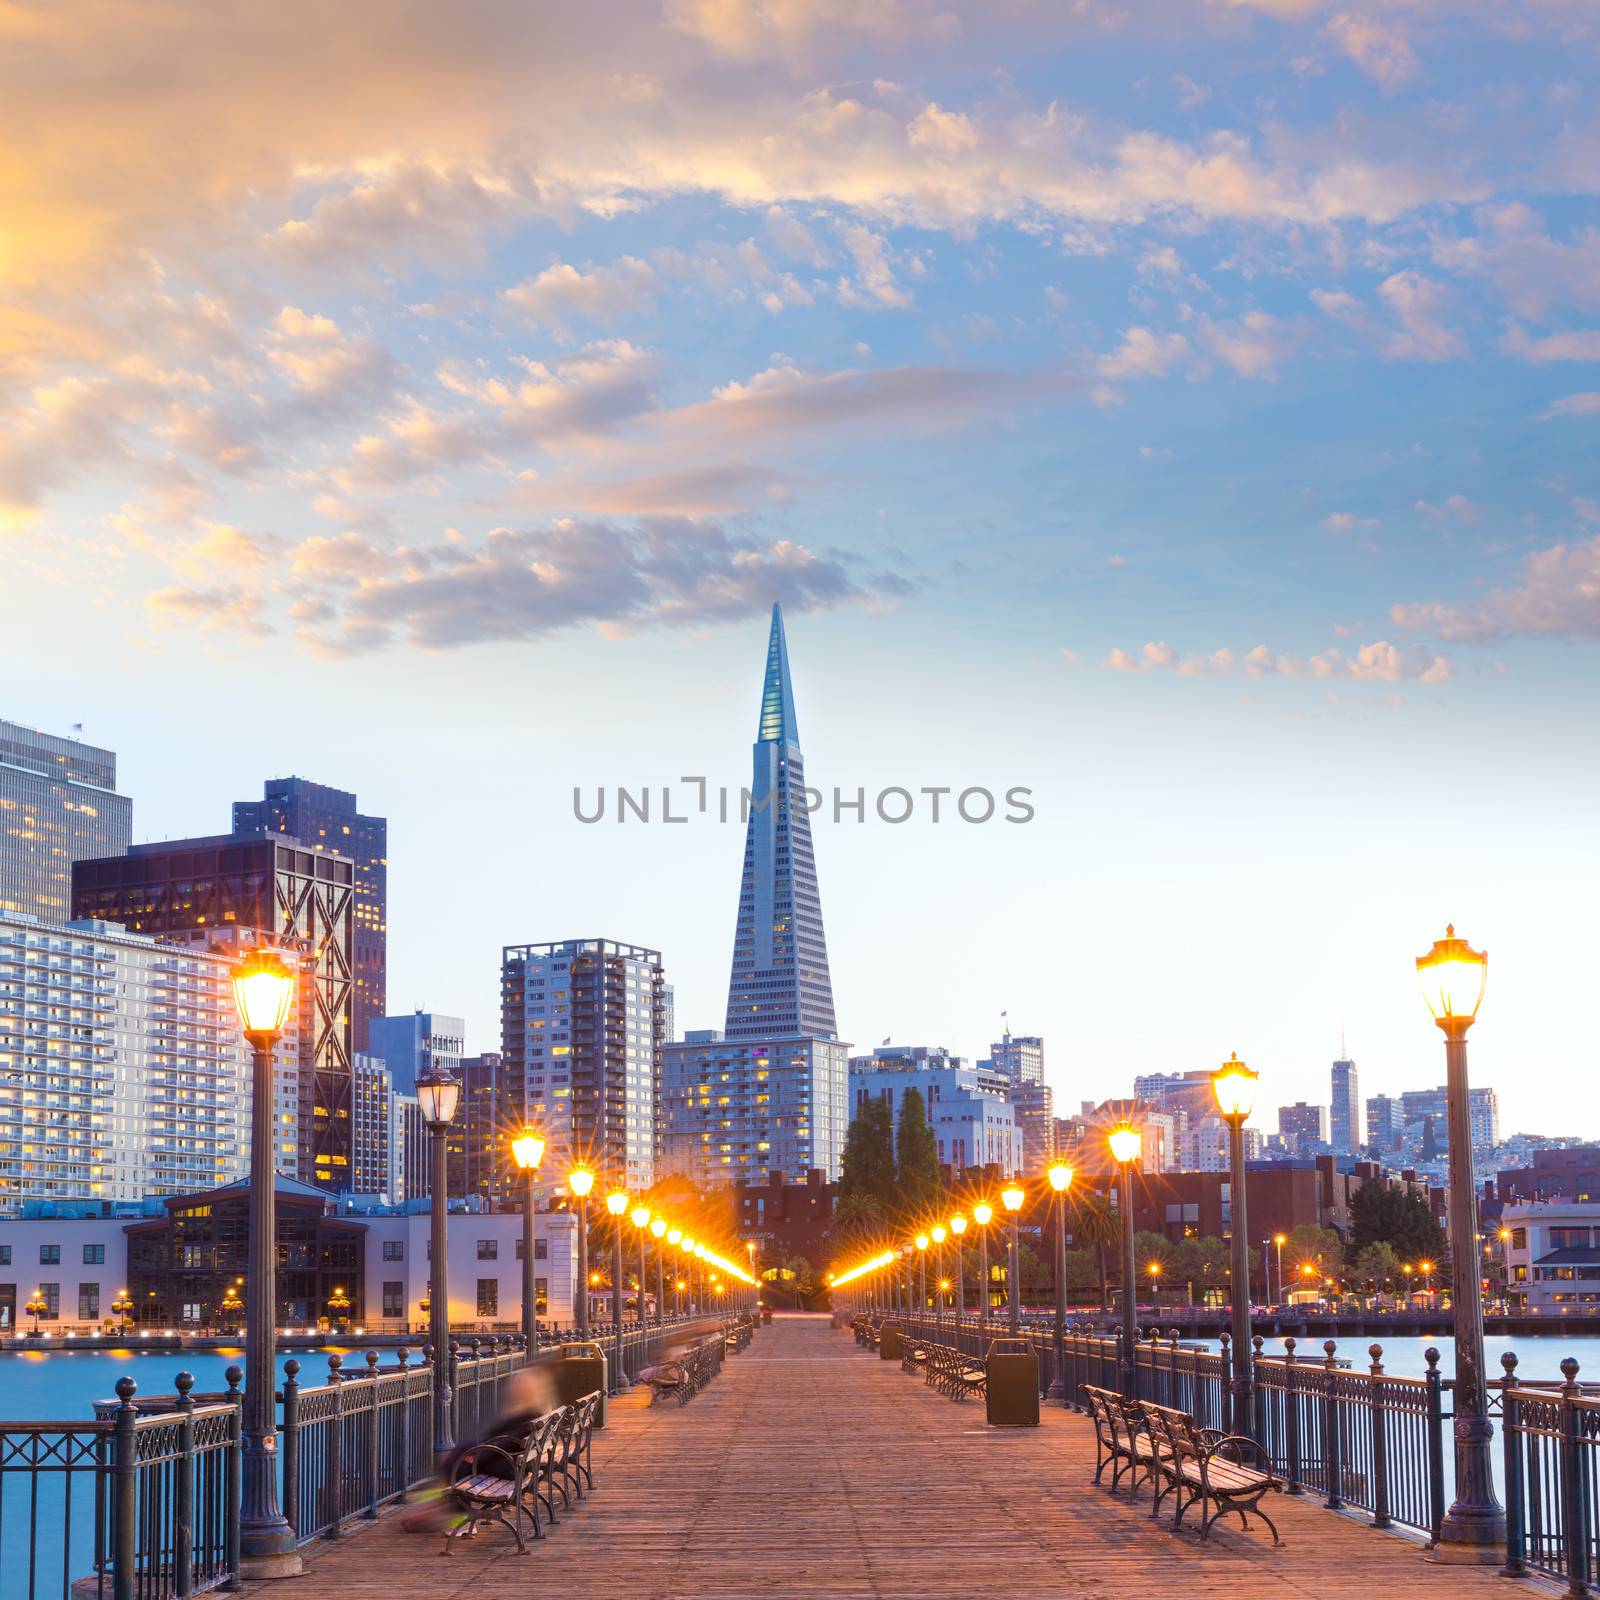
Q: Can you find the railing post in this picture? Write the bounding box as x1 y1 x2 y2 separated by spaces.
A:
111 1376 138 1600
448 1339 463 1444
1219 1330 1233 1434
325 1353 345 1538
365 1350 382 1517
1501 1352 1525 1579
280 1360 300 1539
1322 1341 1343 1510
223 1365 243 1591
395 1349 412 1503
1284 1337 1303 1495
1559 1358 1588 1598
1424 1346 1446 1544
1368 1345 1390 1530
1251 1335 1266 1443
174 1371 196 1600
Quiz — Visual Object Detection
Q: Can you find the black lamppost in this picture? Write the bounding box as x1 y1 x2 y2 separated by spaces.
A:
949 1214 968 1327
512 1129 546 1348
1001 1184 1025 1334
1046 1161 1075 1401
1417 924 1504 1562
630 1205 651 1328
567 1166 595 1334
931 1225 947 1335
417 1062 462 1459
915 1234 929 1325
1212 1053 1260 1438
1109 1123 1141 1396
230 948 301 1580
973 1203 993 1328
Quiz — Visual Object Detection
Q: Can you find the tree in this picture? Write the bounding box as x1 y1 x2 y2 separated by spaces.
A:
839 1097 897 1211
1067 1191 1121 1311
1348 1184 1447 1267
1353 1241 1404 1294
825 1191 885 1261
895 1086 941 1207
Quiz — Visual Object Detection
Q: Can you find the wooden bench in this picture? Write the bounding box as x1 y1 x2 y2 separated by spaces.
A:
1139 1399 1281 1543
923 1343 986 1402
647 1337 722 1406
1084 1385 1169 1496
900 1334 928 1375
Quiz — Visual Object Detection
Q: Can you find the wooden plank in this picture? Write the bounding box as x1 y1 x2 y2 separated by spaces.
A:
242 1314 1516 1600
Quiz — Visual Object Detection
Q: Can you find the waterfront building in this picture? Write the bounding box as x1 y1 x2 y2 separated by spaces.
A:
724 604 836 1042
349 1053 394 1197
660 1029 850 1187
233 778 388 1052
501 938 664 1192
849 1047 1020 1175
0 720 132 925
987 1031 1044 1087
1330 1056 1361 1155
1497 1147 1600 1205
0 914 248 1220
368 1011 463 1097
72 832 355 1190
1500 1199 1600 1311
391 1092 427 1203
1278 1101 1329 1155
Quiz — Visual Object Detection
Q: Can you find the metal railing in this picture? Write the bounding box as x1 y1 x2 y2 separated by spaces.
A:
0 1315 719 1599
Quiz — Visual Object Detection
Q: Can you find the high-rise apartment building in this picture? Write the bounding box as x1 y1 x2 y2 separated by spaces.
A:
1 721 132 924
724 605 836 1041
456 1052 509 1203
1366 1094 1400 1154
1330 1057 1361 1155
987 1031 1044 1086
0 914 248 1212
368 1011 464 1097
1009 1080 1055 1170
501 939 664 1192
1277 1101 1329 1154
349 1053 394 1196
72 833 355 1190
1133 1069 1220 1124
233 778 387 1053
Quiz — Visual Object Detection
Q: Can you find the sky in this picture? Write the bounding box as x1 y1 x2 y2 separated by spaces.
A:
3 1 1597 1139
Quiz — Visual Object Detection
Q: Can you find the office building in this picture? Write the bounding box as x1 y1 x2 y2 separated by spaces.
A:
234 778 388 1052
1367 1093 1400 1155
0 913 248 1214
987 1031 1044 1087
501 938 664 1192
1134 1070 1221 1124
1278 1101 1329 1155
1497 1148 1600 1205
368 1011 463 1097
661 1030 850 1187
457 1052 509 1204
72 832 355 1190
349 1053 394 1196
1330 1056 1360 1155
849 1047 1020 1175
1499 1200 1600 1312
1009 1080 1055 1171
391 1093 427 1203
1 720 132 924
724 604 836 1041
1175 1114 1264 1173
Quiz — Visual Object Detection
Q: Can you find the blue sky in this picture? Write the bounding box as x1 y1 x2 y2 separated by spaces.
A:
3 1 1597 1138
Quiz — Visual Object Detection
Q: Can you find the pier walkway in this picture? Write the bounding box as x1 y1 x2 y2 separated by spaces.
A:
260 1314 1517 1600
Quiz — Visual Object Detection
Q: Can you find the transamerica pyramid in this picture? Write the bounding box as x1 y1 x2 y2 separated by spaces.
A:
723 603 837 1040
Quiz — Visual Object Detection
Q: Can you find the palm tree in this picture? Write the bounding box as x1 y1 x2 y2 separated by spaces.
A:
1068 1191 1121 1313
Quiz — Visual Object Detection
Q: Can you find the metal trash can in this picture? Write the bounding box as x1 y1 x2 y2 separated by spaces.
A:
541 1341 609 1427
985 1338 1040 1426
762 1309 773 1326
878 1321 904 1360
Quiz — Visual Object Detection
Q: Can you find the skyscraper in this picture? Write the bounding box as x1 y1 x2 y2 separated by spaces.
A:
501 938 664 1193
368 1011 463 1097
1 720 132 924
988 1031 1044 1086
724 604 836 1041
1330 1056 1361 1155
1277 1101 1329 1154
234 778 387 1053
72 833 355 1190
456 1052 509 1203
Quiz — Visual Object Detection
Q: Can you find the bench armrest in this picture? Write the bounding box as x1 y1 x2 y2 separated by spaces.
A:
1202 1435 1273 1472
450 1442 519 1486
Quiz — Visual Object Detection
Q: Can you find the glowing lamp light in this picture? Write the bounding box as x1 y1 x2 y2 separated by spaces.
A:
1001 1185 1025 1212
666 1227 682 1245
231 948 296 1038
1047 1162 1074 1193
511 1129 546 1172
567 1166 595 1198
651 1218 667 1239
630 1204 651 1229
973 1203 994 1227
415 1065 461 1130
1416 923 1488 1031
1211 1052 1259 1122
949 1215 968 1235
606 1189 628 1216
931 1225 946 1244
1108 1125 1141 1165
915 1234 929 1251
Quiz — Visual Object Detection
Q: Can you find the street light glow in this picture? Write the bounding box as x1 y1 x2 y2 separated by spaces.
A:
1416 923 1488 1030
1047 1162 1074 1192
1108 1124 1141 1165
1211 1052 1259 1122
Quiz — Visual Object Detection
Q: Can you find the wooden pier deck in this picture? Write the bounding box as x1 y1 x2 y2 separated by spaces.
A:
259 1314 1523 1600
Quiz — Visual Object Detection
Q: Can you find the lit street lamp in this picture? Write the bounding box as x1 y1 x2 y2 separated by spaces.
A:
1212 1051 1259 1438
1416 923 1502 1560
931 1225 946 1333
568 1166 595 1334
231 947 301 1579
512 1129 546 1347
1046 1162 1075 1401
651 1217 668 1323
631 1206 652 1328
606 1189 629 1390
915 1234 929 1323
949 1215 968 1324
111 1291 133 1333
1108 1122 1142 1396
972 1203 994 1327
417 1061 463 1459
1001 1184 1025 1334
25 1290 47 1335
